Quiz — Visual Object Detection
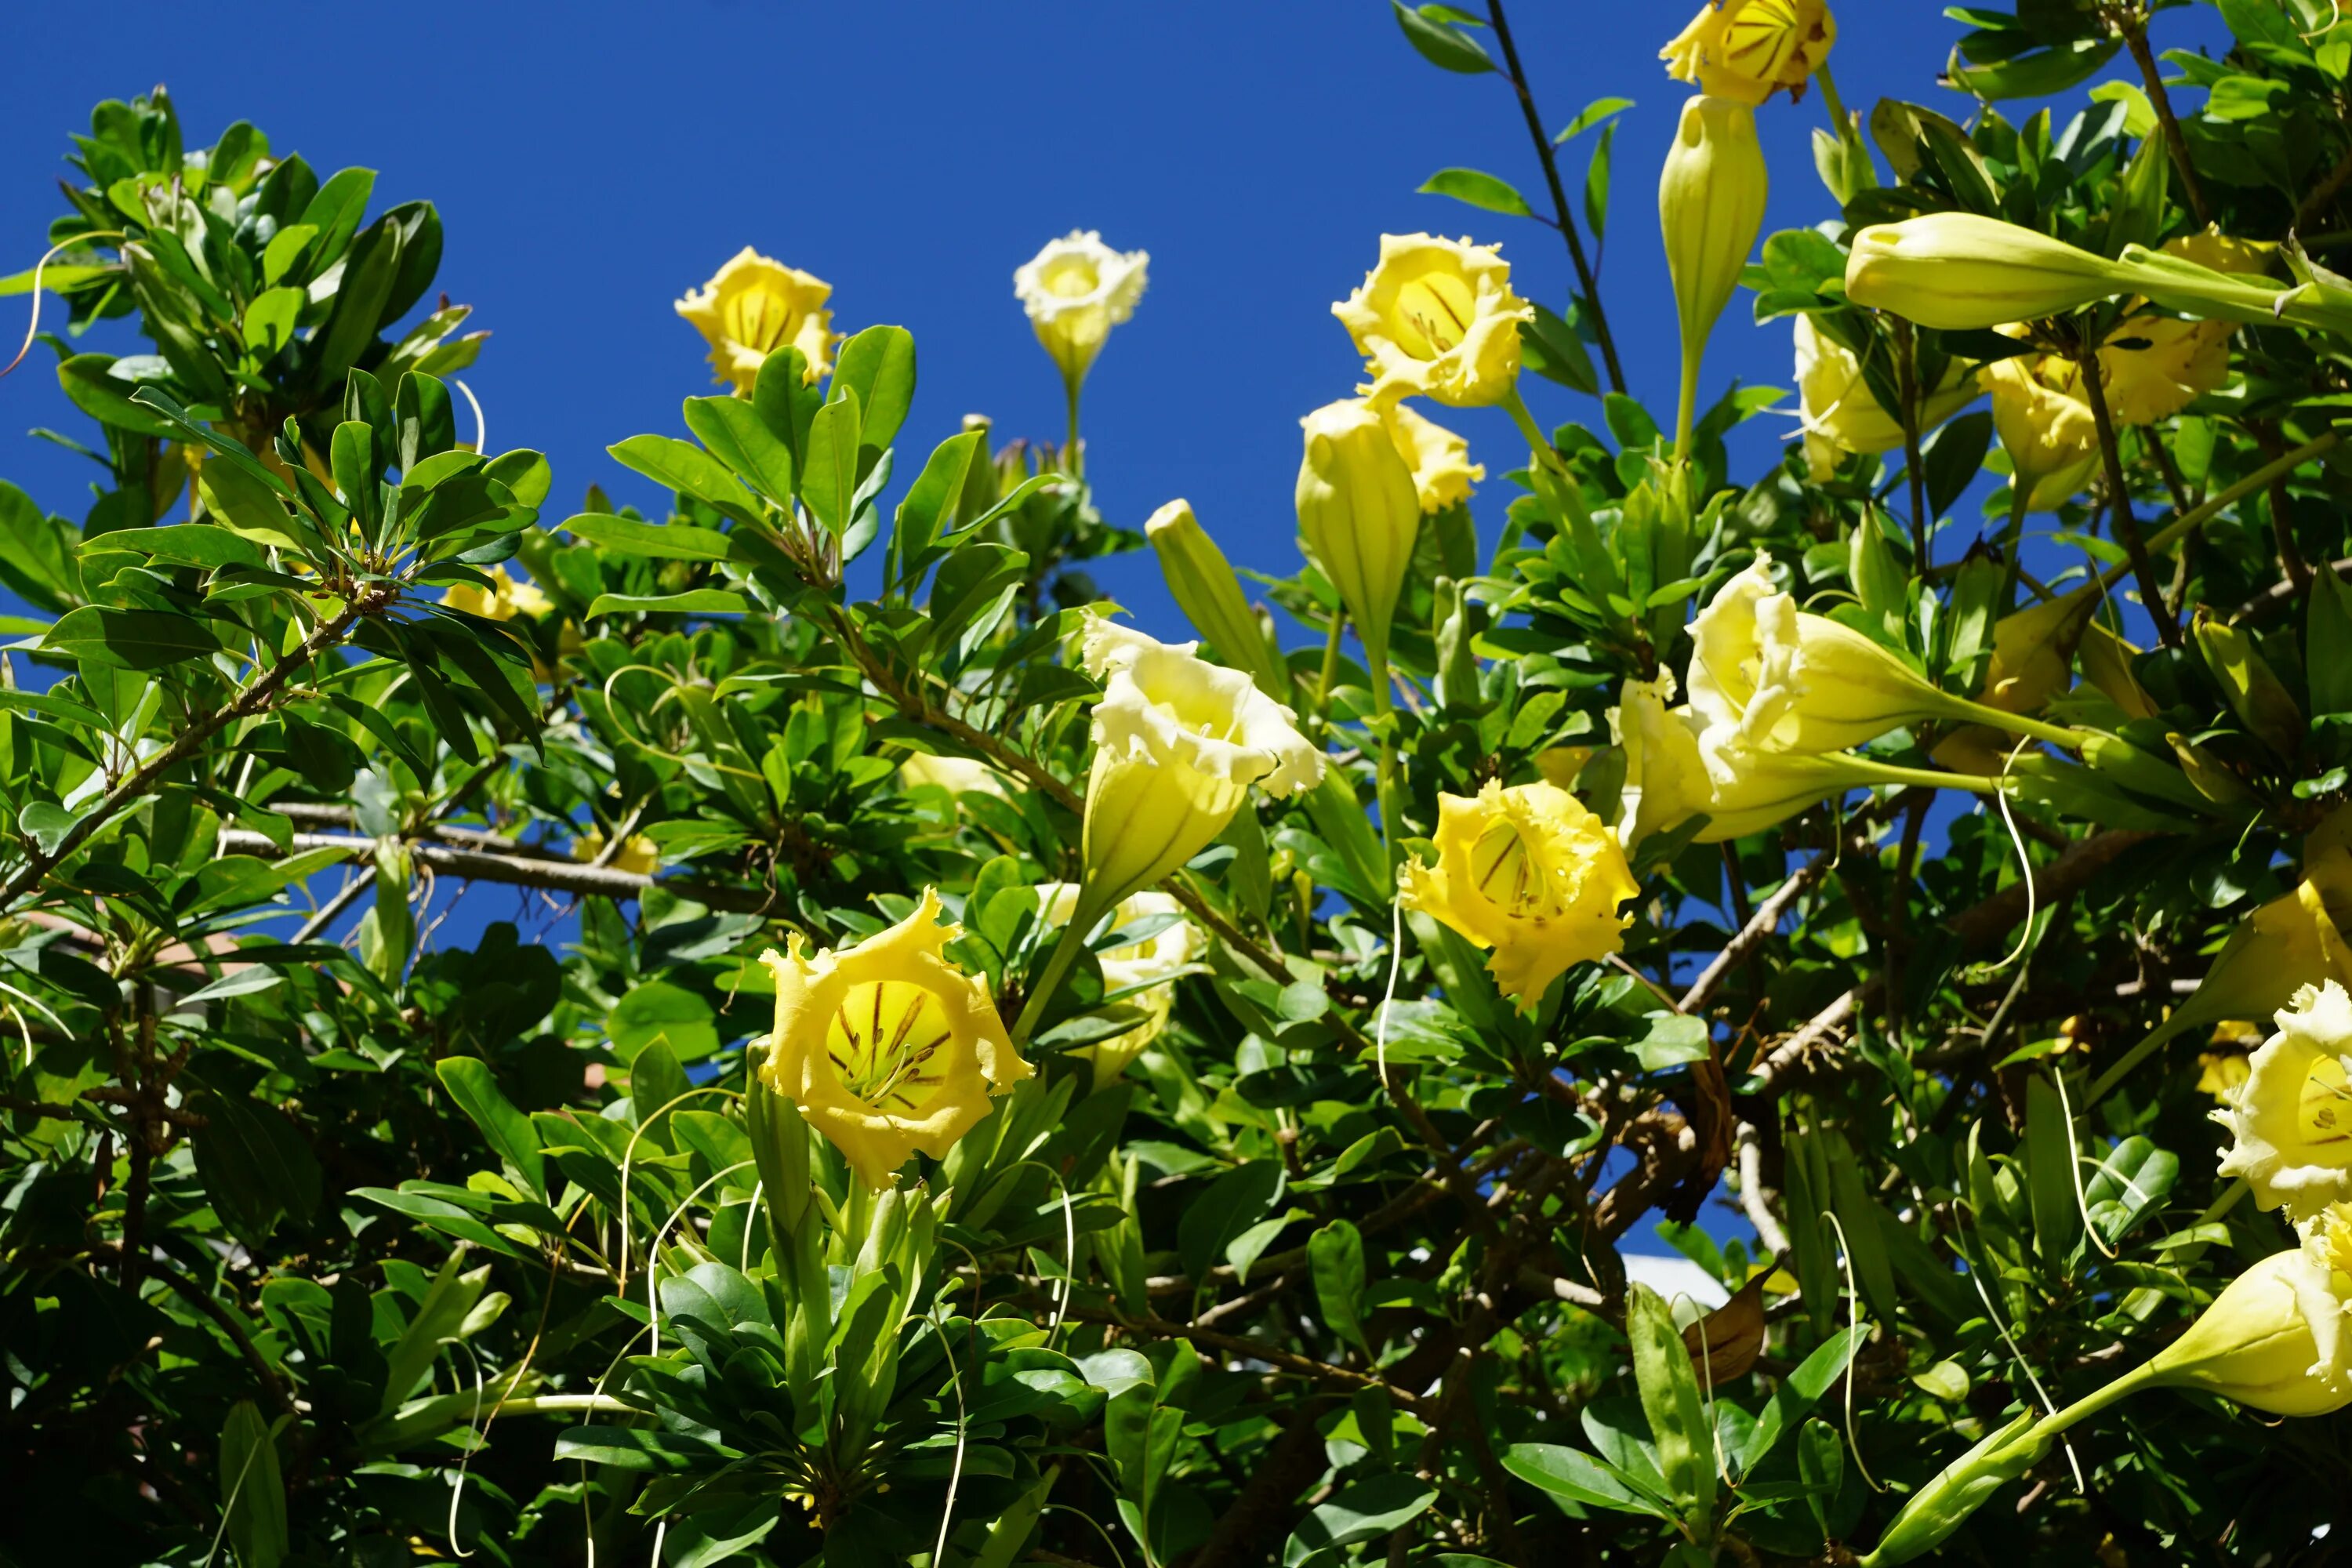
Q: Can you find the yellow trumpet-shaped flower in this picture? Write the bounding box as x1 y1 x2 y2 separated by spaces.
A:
1984 351 2100 512
1384 402 1483 514
1079 621 1323 918
758 888 1030 1190
1298 397 1424 676
1013 230 1149 387
2197 1049 2253 1102
1039 884 1201 1083
1610 674 1715 848
1400 779 1639 1013
1689 553 1971 755
2147 1202 2352 1417
676 247 837 394
1334 233 1533 409
441 566 551 622
2219 980 2352 1220
1793 314 1978 479
1661 0 1837 105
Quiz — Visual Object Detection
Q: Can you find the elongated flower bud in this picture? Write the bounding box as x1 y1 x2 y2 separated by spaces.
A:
2194 609 2305 760
1846 214 2135 330
1296 397 1423 677
1661 96 1768 437
1859 1411 2049 1566
1145 499 1287 700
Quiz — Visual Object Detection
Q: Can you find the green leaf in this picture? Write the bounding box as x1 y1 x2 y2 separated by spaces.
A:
2308 566 2352 718
41 606 223 670
1626 1283 1715 1523
436 1056 546 1198
1391 0 1494 72
58 354 178 437
606 434 760 524
1584 121 1617 241
17 802 77 858
682 395 795 503
1521 304 1599 396
800 390 862 538
2025 1073 2082 1261
242 286 304 358
830 325 916 452
220 1401 289 1568
561 513 735 561
1308 1219 1370 1355
1557 96 1635 142
1635 1012 1711 1070
1282 1475 1438 1564
1741 1326 1865 1474
1501 1444 1672 1517
607 978 718 1063
585 589 747 619
192 1093 324 1245
1417 168 1534 218
1178 1160 1284 1282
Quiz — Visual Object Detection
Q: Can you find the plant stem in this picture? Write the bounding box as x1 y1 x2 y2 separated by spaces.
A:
2027 1359 2164 1444
2119 11 2212 227
2075 347 2183 648
1484 0 1626 394
2122 430 2342 575
1318 609 1348 714
1012 898 1096 1045
1063 374 1084 478
1845 758 2009 796
1940 695 2086 751
1674 344 1701 465
1894 319 1930 569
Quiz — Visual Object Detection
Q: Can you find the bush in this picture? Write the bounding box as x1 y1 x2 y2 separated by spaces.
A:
5 3 2352 1563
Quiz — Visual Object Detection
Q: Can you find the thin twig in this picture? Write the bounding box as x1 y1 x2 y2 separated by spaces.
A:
2076 347 2183 648
1485 0 1627 393
2120 13 2212 227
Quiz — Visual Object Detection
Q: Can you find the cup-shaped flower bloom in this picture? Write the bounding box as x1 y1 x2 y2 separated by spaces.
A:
1610 675 1715 848
1661 0 1837 104
1691 555 1962 753
442 565 550 622
1334 234 1533 408
1793 314 1979 478
1661 96 1769 383
2219 981 2352 1219
1013 230 1149 387
1298 398 1423 673
1984 351 2100 512
759 888 1030 1189
2147 1203 2352 1416
1079 621 1323 916
1145 499 1287 699
1039 884 1202 1083
677 248 837 394
1402 780 1639 1013
1846 214 2137 330
1384 402 1483 514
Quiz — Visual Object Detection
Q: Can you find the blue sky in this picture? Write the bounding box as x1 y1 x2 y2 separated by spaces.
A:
2 1 2229 638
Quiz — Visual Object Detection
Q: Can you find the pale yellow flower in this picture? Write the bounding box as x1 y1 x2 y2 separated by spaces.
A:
1334 234 1533 408
2147 1202 2352 1417
1013 230 1149 386
1792 314 1976 478
2161 851 2352 1061
1039 884 1202 1083
2097 234 2268 426
1297 397 1423 673
899 753 1007 800
676 247 837 394
1610 673 1714 848
1661 0 1837 105
1984 351 2100 512
441 566 550 622
1078 621 1323 917
758 888 1029 1189
1689 552 1962 754
1384 403 1483 514
2197 1051 2252 1101
572 829 661 877
1400 779 1639 1013
2219 980 2352 1219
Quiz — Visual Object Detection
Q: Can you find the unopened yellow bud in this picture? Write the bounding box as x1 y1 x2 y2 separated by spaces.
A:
2193 609 2305 759
1297 397 1424 675
1847 214 2136 331
1145 499 1287 700
1661 96 1768 433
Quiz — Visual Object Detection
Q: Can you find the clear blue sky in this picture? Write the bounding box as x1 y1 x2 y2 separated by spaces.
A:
1 1 2230 639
